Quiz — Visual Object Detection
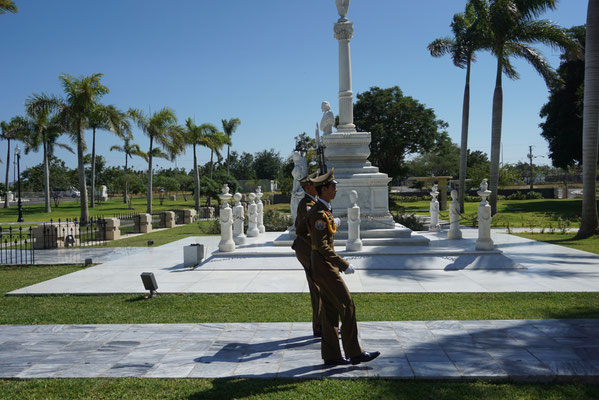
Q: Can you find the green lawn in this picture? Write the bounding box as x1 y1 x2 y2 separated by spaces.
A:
514 232 599 255
1 378 597 400
391 196 594 229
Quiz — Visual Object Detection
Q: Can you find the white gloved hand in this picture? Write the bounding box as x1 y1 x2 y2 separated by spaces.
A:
344 264 355 274
334 217 341 227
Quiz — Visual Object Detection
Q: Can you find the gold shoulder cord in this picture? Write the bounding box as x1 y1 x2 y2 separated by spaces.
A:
321 211 337 234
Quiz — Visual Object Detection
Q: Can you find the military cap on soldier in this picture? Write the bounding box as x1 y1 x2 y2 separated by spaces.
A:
300 172 318 188
311 169 338 187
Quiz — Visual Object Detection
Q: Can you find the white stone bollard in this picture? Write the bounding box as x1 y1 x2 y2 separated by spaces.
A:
218 184 235 252
346 190 363 251
232 192 246 245
429 184 440 232
104 217 121 241
183 209 197 224
476 179 494 250
256 186 265 233
162 211 176 228
247 192 260 237
448 189 462 240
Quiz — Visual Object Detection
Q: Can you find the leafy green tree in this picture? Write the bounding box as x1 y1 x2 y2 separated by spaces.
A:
129 107 183 214
428 0 486 212
466 150 491 190
27 73 109 224
540 26 586 169
578 0 599 238
21 156 75 206
228 151 256 180
17 108 73 213
472 0 579 214
254 149 282 180
221 117 241 175
353 86 449 180
405 137 459 178
110 136 144 203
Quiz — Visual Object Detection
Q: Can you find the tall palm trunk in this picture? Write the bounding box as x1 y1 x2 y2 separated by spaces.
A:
123 154 129 204
577 0 599 238
209 149 214 179
226 145 231 176
489 52 504 216
90 127 96 208
458 58 472 213
193 143 200 212
4 138 10 208
43 141 51 213
77 127 90 225
147 137 154 214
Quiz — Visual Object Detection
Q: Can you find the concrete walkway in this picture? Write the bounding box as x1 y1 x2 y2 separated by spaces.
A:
8 229 599 295
1 320 597 381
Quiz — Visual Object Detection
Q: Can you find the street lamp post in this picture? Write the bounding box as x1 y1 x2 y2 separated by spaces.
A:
15 146 23 223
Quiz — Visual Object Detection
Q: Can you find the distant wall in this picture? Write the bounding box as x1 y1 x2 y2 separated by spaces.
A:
237 179 277 193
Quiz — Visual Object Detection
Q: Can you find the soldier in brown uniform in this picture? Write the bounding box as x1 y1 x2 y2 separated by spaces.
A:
292 173 323 337
308 169 380 366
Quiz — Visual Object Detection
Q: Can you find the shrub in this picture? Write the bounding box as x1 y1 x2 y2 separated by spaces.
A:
525 191 544 200
506 191 526 200
263 209 291 231
198 219 220 234
393 212 424 231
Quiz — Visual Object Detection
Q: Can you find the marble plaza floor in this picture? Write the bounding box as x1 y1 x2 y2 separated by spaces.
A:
8 229 599 295
1 319 598 381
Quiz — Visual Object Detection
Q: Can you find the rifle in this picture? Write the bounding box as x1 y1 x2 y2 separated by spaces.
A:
315 123 327 175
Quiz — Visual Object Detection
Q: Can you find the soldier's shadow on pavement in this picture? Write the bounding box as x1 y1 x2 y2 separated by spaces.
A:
194 335 319 364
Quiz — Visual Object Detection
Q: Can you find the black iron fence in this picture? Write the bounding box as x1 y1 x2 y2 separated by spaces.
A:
41 217 107 248
0 226 34 265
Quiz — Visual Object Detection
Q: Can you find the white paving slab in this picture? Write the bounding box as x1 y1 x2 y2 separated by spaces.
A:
7 229 599 295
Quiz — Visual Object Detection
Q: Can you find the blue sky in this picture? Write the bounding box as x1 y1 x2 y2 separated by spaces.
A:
0 0 588 177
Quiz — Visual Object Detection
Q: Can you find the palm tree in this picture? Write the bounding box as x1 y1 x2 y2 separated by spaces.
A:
221 118 241 176
0 117 21 208
428 2 485 213
474 0 579 214
87 104 126 208
206 129 230 179
129 107 183 214
27 73 109 224
184 119 220 211
110 136 144 203
577 0 599 238
17 107 73 213
0 1 17 14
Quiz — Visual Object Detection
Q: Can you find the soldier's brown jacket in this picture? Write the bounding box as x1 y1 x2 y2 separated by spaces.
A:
307 199 350 271
294 194 317 246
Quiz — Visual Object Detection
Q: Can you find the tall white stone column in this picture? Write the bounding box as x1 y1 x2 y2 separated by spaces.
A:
334 14 355 132
448 189 462 240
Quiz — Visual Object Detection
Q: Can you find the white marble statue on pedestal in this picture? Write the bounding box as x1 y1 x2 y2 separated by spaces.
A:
247 192 259 237
290 151 308 230
218 184 235 252
346 190 363 251
256 186 265 233
429 184 440 232
476 179 494 250
448 189 462 240
232 192 246 245
320 101 335 135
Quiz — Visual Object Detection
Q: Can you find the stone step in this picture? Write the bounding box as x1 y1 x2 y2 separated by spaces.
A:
273 235 430 247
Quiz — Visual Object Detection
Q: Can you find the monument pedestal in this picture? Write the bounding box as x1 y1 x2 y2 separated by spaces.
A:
323 132 395 230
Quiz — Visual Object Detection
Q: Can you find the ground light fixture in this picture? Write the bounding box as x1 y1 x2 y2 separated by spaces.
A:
140 272 158 298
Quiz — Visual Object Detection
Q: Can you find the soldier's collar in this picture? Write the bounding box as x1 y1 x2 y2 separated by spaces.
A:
318 198 332 211
306 193 317 202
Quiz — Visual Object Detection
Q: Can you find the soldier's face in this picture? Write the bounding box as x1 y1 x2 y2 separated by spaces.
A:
321 183 337 201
